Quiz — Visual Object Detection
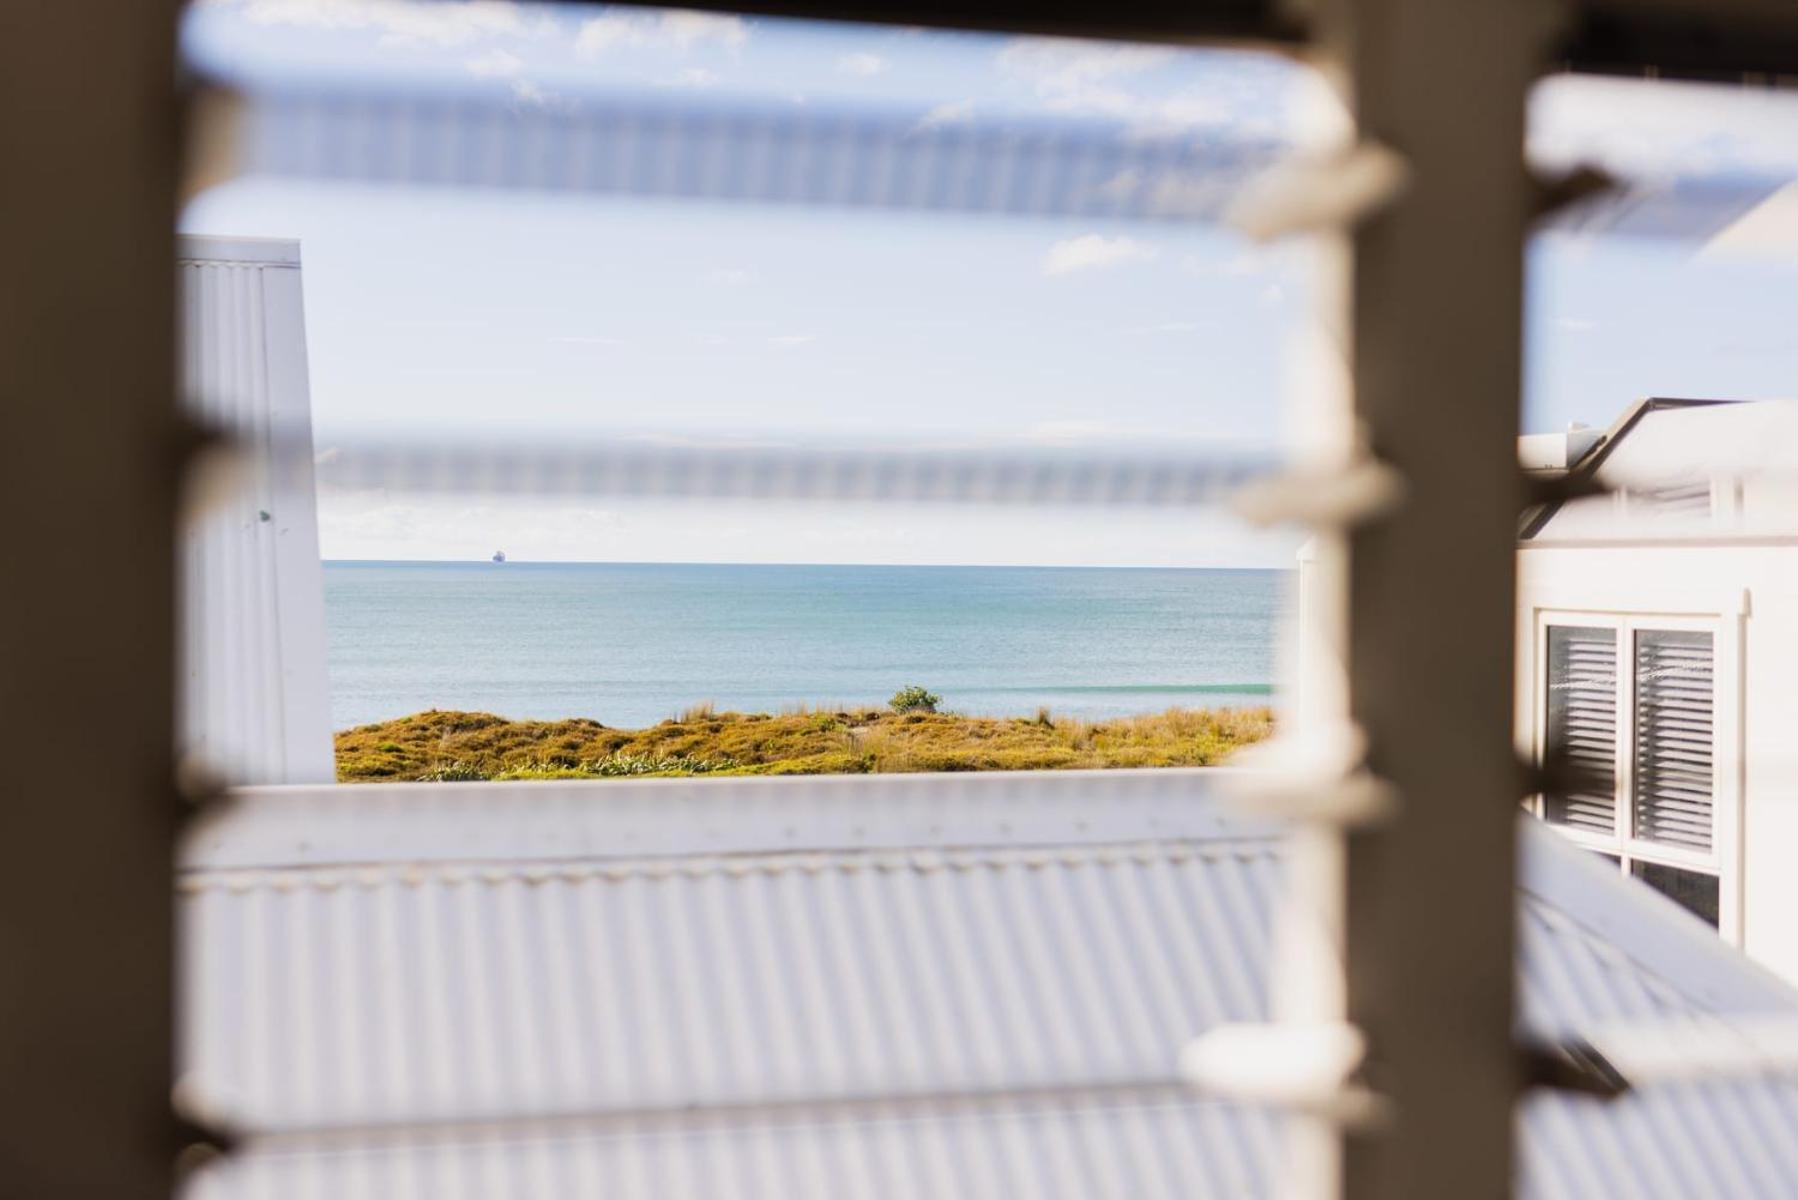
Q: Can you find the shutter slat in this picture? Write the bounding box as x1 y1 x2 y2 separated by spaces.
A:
1633 629 1715 853
1545 626 1618 835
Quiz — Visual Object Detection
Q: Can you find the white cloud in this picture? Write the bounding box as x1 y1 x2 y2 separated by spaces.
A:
316 491 1294 568
465 47 522 77
233 0 546 47
835 51 886 77
915 99 975 131
1041 234 1158 277
660 66 720 89
657 9 748 50
998 36 1174 95
318 493 624 562
575 9 747 58
1094 169 1140 204
509 78 550 106
997 36 1189 132
996 34 1300 139
704 268 752 287
1181 248 1267 277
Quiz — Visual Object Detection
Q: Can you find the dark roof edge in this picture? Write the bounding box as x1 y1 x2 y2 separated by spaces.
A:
1518 397 1743 541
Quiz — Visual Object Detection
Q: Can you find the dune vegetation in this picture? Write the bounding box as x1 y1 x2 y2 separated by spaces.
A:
335 702 1274 782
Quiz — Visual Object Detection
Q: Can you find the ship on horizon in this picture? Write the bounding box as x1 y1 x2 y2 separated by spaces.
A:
491 550 506 563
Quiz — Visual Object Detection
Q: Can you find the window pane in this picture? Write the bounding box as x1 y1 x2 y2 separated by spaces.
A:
1626 479 1711 521
1631 860 1720 928
1632 629 1714 852
1545 625 1617 835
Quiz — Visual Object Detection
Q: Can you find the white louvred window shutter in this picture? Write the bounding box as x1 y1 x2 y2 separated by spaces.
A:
1545 625 1619 836
1625 478 1712 520
1632 629 1715 852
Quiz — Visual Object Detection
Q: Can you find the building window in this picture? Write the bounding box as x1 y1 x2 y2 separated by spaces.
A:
1541 618 1721 929
1622 478 1713 521
1631 628 1715 853
1544 625 1618 836
1630 860 1720 926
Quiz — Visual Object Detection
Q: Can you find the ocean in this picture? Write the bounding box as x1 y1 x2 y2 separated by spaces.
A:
323 562 1288 731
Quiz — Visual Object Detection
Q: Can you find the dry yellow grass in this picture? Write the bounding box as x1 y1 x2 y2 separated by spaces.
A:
335 705 1274 782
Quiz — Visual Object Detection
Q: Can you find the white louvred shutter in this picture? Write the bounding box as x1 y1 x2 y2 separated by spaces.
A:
1632 630 1715 852
1626 478 1712 520
1545 625 1618 835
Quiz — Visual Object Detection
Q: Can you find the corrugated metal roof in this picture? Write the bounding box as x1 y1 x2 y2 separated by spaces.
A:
180 767 1270 869
179 235 333 784
182 837 1282 1129
178 773 1798 1198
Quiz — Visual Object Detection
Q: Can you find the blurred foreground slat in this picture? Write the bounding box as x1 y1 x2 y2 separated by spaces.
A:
0 2 182 1196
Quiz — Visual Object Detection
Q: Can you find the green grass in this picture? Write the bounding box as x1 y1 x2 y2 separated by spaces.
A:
335 705 1275 782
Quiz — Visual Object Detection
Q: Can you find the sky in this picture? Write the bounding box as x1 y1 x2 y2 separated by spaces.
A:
180 0 1798 565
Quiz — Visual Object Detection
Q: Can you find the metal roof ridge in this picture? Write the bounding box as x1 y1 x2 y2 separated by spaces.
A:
183 769 1271 871
198 1078 1221 1152
176 835 1282 892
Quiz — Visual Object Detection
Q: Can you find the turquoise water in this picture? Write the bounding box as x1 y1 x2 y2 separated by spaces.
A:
323 562 1288 730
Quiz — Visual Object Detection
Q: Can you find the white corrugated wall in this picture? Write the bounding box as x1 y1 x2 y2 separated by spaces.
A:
179 235 333 783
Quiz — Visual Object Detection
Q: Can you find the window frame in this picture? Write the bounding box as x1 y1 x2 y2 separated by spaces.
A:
1527 599 1744 940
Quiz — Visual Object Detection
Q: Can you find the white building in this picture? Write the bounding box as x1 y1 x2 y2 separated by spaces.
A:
178 236 333 784
1518 398 1798 984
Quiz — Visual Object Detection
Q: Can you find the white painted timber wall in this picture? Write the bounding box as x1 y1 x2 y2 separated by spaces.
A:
1516 540 1798 986
179 236 333 783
